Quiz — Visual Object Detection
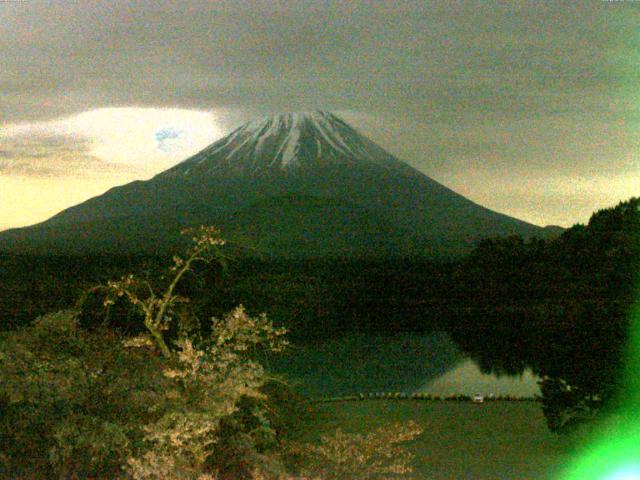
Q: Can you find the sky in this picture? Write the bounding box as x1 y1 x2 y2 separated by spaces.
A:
0 0 638 231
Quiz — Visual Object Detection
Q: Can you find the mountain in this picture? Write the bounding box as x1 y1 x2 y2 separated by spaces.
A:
0 111 545 257
539 225 566 239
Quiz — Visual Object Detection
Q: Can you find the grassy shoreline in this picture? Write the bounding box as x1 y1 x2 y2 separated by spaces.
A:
309 400 573 480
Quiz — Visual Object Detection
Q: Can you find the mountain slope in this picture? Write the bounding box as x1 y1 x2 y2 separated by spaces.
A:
0 111 543 257
163 111 406 175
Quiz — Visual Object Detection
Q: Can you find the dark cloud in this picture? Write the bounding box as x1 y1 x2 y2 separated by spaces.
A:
3 1 635 120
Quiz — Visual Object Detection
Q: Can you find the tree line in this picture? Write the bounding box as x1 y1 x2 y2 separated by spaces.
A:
446 197 639 431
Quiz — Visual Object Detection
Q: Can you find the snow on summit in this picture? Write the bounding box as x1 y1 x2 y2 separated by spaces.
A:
166 111 405 176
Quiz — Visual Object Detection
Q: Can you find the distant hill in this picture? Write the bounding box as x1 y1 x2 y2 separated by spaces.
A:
0 111 545 257
531 225 563 240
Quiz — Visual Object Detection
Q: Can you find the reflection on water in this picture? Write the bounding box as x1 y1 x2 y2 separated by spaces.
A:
268 332 461 397
270 332 540 398
416 358 540 397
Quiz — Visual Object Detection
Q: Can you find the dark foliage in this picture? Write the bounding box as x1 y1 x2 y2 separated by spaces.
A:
1 255 455 342
447 197 639 432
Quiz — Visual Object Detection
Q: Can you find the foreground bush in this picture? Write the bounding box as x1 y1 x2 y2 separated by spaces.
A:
0 308 291 479
0 227 422 479
0 310 165 478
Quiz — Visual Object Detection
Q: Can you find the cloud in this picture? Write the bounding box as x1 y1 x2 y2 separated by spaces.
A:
2 1 636 124
0 135 103 177
1 107 224 174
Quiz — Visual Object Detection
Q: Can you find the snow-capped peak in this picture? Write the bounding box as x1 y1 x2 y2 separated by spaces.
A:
166 111 404 176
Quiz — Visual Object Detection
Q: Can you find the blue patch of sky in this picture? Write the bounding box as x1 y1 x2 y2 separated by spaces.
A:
155 127 182 152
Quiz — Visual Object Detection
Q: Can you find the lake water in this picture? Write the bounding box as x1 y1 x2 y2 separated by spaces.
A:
415 358 540 397
270 332 542 398
269 331 460 397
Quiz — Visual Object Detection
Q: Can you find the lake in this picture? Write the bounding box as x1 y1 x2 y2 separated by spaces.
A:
269 332 541 398
416 358 540 397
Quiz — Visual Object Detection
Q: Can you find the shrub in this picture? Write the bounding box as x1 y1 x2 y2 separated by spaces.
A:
286 421 423 480
0 226 422 479
0 310 167 479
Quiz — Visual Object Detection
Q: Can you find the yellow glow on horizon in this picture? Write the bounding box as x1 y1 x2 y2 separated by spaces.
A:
438 169 639 227
0 173 143 232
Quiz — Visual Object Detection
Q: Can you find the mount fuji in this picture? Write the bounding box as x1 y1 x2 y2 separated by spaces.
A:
0 111 544 257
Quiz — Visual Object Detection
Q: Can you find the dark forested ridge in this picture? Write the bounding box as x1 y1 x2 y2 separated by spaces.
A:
0 254 164 331
0 254 456 340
